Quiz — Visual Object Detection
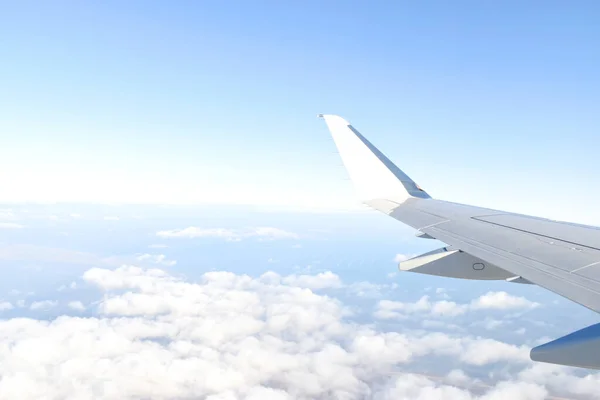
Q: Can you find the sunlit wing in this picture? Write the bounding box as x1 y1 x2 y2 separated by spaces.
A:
320 114 600 369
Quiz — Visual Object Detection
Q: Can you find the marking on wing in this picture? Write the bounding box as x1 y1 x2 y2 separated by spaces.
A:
570 261 600 274
419 219 452 230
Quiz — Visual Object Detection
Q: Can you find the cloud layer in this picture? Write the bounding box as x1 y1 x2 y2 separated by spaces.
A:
375 291 539 320
0 267 596 399
156 226 299 241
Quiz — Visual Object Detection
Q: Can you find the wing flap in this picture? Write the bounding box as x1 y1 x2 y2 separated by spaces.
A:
399 247 518 281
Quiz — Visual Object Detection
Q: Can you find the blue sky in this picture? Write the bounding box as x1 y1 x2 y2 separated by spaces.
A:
2 1 600 221
2 2 600 398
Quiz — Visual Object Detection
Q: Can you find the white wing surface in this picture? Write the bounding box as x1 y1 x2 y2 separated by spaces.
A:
320 114 600 369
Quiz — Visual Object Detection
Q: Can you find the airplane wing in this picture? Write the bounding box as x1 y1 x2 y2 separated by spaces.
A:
320 114 600 369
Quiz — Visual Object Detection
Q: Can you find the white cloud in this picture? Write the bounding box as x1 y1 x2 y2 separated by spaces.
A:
517 363 600 398
103 216 120 221
347 281 398 298
446 369 470 385
282 271 343 290
479 381 548 400
82 266 170 292
135 253 177 267
379 374 474 400
460 338 530 365
253 227 299 240
0 302 13 311
148 244 167 249
0 222 23 229
0 267 594 399
376 296 466 319
375 291 539 320
156 226 299 241
430 300 467 317
472 318 507 331
393 253 410 263
69 213 81 218
268 272 397 298
29 300 58 310
157 227 238 239
470 291 539 310
67 301 85 312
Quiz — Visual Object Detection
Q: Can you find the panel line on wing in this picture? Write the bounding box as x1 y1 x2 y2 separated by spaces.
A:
472 216 600 252
570 261 600 274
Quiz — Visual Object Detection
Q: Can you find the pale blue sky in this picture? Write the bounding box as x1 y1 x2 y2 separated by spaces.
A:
2 5 600 393
2 1 600 222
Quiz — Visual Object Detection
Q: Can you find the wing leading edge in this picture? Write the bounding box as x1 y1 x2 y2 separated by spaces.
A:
320 114 600 369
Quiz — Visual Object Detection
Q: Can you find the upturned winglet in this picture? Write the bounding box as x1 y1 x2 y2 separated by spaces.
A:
320 114 430 212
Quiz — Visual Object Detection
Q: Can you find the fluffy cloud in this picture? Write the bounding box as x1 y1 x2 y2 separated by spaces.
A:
252 227 299 240
375 291 539 320
0 301 14 311
262 271 394 297
517 363 600 398
67 301 86 312
376 296 465 319
459 338 530 365
346 281 398 298
103 216 120 221
0 267 596 399
281 271 343 289
393 253 410 263
470 291 539 310
156 226 298 241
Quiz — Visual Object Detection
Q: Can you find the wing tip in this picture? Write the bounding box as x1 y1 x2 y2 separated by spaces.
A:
318 114 350 126
319 114 430 206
